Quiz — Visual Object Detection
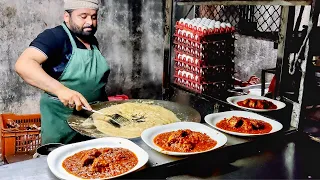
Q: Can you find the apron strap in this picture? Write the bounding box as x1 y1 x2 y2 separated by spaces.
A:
61 23 77 48
92 45 99 50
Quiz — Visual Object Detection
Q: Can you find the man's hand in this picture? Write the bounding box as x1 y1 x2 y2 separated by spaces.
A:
55 87 92 111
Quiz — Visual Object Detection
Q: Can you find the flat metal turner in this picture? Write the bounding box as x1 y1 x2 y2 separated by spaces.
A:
81 106 131 127
49 96 131 127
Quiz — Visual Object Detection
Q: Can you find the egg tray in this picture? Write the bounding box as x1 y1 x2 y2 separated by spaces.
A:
173 31 235 44
174 40 235 59
174 78 232 95
174 48 234 66
173 37 235 53
174 67 233 84
174 59 234 77
174 57 234 72
175 24 235 38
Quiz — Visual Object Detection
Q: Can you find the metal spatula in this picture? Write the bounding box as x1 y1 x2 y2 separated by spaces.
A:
81 106 130 127
48 96 130 127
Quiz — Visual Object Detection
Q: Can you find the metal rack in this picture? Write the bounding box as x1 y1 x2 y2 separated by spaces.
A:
163 0 320 131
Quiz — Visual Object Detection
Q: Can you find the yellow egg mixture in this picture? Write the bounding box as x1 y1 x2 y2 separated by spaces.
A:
92 102 180 138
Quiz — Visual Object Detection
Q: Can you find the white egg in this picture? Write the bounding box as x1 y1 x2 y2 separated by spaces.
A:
184 56 188 63
215 21 221 25
191 66 194 71
195 34 199 40
189 55 193 62
226 23 232 27
221 22 226 28
215 23 220 28
190 33 194 39
183 30 188 37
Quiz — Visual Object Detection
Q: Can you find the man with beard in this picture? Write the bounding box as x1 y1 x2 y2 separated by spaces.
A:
15 0 109 144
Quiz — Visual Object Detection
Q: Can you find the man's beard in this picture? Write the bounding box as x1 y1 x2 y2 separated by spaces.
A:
69 18 97 39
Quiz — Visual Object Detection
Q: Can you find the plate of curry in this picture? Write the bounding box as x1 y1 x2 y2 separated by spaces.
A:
205 111 283 136
227 95 286 112
47 137 148 180
141 122 227 156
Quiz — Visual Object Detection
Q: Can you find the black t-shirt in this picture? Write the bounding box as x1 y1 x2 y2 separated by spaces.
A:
29 23 99 79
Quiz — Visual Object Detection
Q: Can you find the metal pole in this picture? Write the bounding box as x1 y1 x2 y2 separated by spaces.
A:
293 0 320 129
274 6 295 99
162 0 174 100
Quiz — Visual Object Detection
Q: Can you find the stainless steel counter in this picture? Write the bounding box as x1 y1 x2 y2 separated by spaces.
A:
0 129 252 180
0 156 55 180
3 130 319 180
2 129 318 180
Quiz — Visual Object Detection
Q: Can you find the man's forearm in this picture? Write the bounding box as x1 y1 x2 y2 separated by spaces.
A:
15 59 66 96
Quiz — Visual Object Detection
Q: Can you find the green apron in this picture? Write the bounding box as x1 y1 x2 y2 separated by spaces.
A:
40 23 109 145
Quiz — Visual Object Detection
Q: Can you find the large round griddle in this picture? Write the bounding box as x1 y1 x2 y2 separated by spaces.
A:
67 99 201 139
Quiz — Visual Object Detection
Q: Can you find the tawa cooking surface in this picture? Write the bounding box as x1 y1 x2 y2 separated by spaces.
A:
67 99 201 139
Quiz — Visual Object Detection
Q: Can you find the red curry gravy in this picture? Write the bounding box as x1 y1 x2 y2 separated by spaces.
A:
237 98 277 110
153 129 217 152
62 147 138 179
216 116 272 134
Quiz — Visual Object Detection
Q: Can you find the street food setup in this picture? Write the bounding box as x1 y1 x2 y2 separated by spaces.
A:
1 93 319 179
2 0 320 179
0 95 304 179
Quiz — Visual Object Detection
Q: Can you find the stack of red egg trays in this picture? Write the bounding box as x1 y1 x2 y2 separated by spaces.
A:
173 51 234 94
173 21 235 95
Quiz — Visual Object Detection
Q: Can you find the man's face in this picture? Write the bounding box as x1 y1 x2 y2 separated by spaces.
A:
64 8 98 37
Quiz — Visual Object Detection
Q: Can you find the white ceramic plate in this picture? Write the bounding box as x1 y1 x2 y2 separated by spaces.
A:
205 111 283 137
247 88 269 96
141 122 227 156
226 95 286 112
47 137 149 180
234 83 271 90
